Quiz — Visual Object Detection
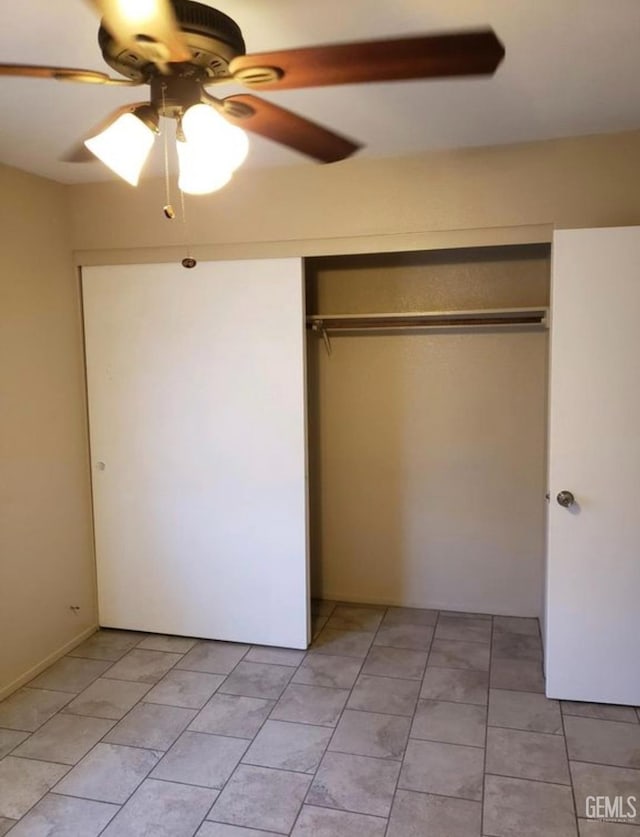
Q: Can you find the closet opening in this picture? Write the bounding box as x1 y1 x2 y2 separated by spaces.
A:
305 243 551 626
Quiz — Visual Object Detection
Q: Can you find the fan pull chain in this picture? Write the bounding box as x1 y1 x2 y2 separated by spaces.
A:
161 83 175 220
180 188 197 269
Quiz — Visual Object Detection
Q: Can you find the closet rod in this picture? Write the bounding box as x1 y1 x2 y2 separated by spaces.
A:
307 307 548 332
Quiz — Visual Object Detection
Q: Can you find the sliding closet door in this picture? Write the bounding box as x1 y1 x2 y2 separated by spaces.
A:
83 259 309 648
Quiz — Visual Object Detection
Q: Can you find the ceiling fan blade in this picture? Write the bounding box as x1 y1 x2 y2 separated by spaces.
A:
61 101 152 162
221 94 360 164
230 29 504 91
87 0 191 65
0 63 139 85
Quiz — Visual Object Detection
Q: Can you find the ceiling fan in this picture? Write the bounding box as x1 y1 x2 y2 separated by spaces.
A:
0 0 505 193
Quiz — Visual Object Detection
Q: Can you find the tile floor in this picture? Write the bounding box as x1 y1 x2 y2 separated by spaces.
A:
0 602 639 836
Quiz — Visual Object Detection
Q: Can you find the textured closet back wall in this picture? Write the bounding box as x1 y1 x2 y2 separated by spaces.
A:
307 245 550 616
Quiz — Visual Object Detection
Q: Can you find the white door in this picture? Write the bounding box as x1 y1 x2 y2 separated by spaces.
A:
83 259 309 649
545 226 640 704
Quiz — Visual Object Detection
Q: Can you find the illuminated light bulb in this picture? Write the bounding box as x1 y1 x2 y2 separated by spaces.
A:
113 0 159 23
85 113 156 186
177 137 232 195
181 103 249 173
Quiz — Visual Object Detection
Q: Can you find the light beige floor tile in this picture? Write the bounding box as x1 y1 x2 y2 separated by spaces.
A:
429 639 490 672
486 726 570 784
104 649 182 684
68 630 142 661
399 739 484 800
137 634 197 654
326 606 385 633
578 820 640 835
492 632 542 661
435 616 492 644
104 702 196 750
374 624 433 651
101 778 216 837
29 658 112 694
307 752 400 817
292 805 387 836
196 822 276 836
218 662 293 700
270 684 348 727
387 789 482 837
13 714 114 765
493 617 540 637
55 742 161 803
488 689 562 734
490 658 545 693
562 701 639 724
570 761 640 825
64 677 151 719
6 794 118 836
483 774 577 837
564 716 640 769
329 709 410 759
347 674 420 716
0 729 29 758
0 757 68 819
152 731 247 788
310 629 375 658
208 765 311 833
421 667 488 706
245 647 306 667
243 720 331 773
0 688 72 732
382 607 438 627
177 641 249 675
189 694 274 738
143 670 224 709
361 647 427 680
411 700 486 747
293 654 362 689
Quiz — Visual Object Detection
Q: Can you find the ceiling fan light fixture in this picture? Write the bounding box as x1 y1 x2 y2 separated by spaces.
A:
176 136 232 195
182 103 249 173
84 110 157 186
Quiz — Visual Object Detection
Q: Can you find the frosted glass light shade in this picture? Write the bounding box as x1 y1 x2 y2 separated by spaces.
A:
85 113 156 186
181 104 249 173
177 137 232 195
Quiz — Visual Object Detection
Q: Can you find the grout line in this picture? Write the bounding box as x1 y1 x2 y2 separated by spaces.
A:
290 609 379 834
382 608 440 837
197 621 335 834
557 641 581 834
484 771 573 789
486 721 563 735
480 614 494 837
568 758 640 773
561 709 640 725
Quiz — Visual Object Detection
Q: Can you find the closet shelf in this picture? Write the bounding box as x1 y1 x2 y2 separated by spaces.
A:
307 306 549 332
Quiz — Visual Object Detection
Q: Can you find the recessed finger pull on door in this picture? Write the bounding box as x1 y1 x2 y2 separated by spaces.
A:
557 490 575 508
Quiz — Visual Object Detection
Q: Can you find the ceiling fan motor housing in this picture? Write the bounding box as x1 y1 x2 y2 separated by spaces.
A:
98 1 246 82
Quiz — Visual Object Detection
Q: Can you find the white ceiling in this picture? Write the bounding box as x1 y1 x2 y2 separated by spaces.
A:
1 0 640 184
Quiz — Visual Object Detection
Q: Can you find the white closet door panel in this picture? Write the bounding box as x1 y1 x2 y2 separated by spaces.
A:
83 259 308 648
545 227 640 703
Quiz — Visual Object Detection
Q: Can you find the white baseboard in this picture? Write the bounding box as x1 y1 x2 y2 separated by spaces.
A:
0 624 98 702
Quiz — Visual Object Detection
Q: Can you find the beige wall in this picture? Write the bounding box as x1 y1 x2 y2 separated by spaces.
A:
69 129 640 262
1 127 639 692
0 164 96 697
307 246 550 615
